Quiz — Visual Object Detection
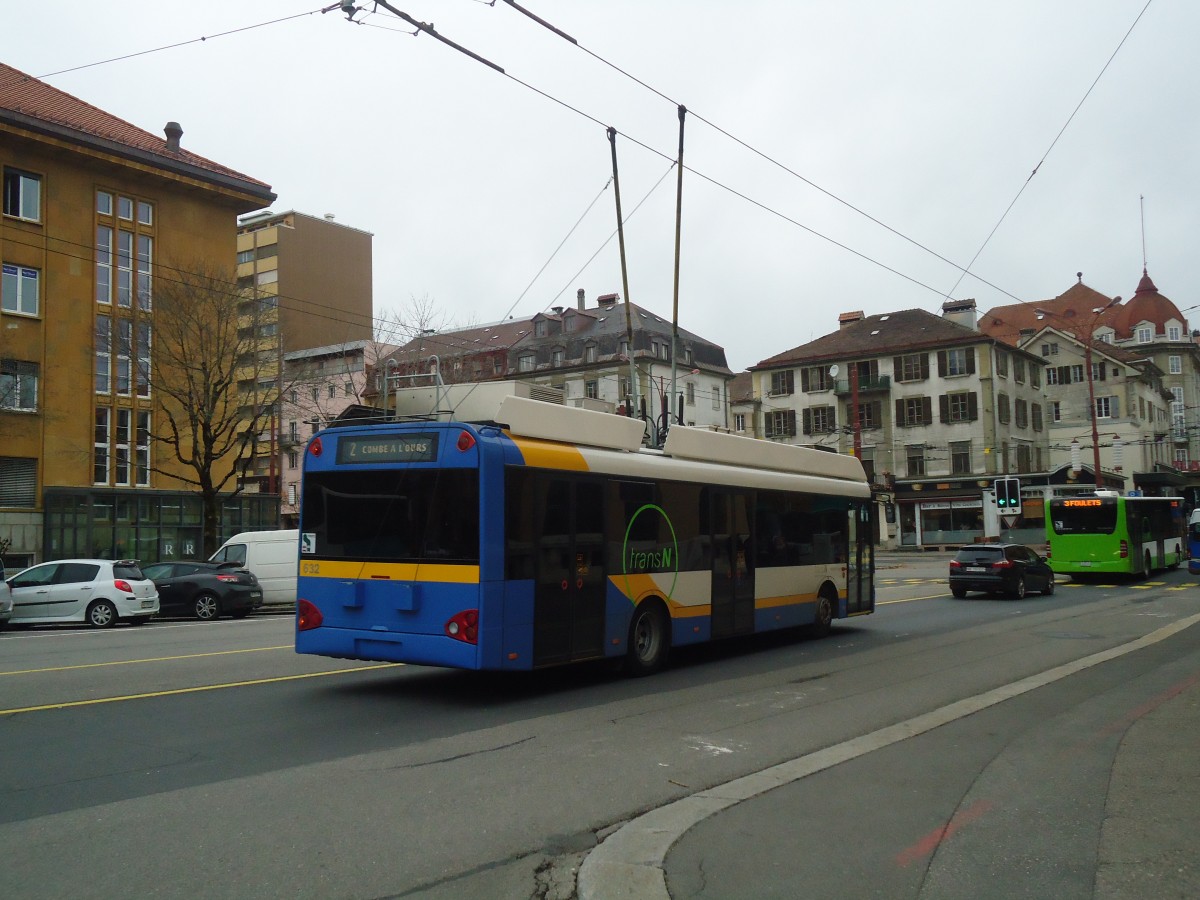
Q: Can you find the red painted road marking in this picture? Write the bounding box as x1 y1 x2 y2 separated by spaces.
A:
895 799 994 867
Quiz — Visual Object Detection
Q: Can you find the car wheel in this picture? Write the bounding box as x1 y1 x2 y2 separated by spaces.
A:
626 601 670 677
1043 576 1056 596
1012 576 1027 600
193 593 221 621
87 599 119 628
951 585 967 599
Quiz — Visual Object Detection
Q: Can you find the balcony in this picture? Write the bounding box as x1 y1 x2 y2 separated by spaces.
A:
834 375 891 395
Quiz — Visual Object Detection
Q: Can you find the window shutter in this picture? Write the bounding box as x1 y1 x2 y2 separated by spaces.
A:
921 397 932 425
895 399 905 426
1111 397 1120 418
800 368 810 392
968 392 978 421
893 357 901 380
937 350 947 377
1057 366 1068 385
0 456 37 507
966 347 976 375
802 408 812 435
765 415 775 438
939 395 949 424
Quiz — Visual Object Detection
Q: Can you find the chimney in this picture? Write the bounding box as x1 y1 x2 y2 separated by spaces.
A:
838 310 864 330
598 293 620 310
577 288 586 310
164 121 183 152
941 298 978 331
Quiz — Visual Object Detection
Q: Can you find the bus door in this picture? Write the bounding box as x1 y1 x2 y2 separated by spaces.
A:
708 488 754 639
532 476 607 666
846 502 875 615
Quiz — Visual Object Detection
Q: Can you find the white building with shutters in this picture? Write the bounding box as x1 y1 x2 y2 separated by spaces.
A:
750 301 1048 548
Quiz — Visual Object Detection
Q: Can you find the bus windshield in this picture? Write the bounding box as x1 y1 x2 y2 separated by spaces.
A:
302 469 479 563
1049 500 1118 535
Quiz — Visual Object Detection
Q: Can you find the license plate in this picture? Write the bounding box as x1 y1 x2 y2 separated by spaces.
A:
250 591 262 598
141 600 155 609
1079 561 1092 567
966 567 986 573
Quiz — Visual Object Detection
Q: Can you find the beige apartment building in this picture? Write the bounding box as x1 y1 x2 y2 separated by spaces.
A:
235 210 374 495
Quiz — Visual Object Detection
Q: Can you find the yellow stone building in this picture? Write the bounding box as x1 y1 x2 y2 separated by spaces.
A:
1 63 275 567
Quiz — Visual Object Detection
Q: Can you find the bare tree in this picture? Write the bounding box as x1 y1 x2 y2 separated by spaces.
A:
150 260 277 555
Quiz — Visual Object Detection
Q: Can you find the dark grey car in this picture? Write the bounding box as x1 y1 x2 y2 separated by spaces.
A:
142 561 263 620
949 543 1056 599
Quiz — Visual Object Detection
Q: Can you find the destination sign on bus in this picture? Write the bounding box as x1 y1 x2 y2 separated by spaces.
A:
336 434 439 464
1062 499 1104 507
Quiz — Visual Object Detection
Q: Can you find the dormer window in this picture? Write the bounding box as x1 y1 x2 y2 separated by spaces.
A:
535 319 547 338
1137 326 1153 343
1168 324 1182 341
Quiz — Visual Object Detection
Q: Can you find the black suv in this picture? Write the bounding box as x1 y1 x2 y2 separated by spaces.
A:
949 543 1055 599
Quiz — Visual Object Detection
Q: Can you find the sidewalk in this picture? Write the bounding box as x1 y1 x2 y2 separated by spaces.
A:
578 631 1200 899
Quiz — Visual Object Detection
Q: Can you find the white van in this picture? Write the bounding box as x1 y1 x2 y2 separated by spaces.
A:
209 529 299 607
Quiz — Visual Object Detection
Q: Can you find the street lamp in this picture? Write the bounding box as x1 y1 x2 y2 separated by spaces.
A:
1036 296 1121 487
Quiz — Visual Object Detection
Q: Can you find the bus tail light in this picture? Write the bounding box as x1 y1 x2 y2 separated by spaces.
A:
1120 540 1129 558
298 599 324 631
309 437 323 458
456 430 476 452
445 609 479 644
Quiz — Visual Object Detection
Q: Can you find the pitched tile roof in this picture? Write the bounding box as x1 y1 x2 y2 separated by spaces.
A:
979 279 1118 346
751 308 1011 369
0 62 273 198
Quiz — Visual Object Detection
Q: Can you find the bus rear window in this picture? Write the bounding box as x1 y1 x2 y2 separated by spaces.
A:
1049 501 1118 535
303 469 479 563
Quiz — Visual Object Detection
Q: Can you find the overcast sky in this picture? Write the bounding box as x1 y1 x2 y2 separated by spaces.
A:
16 1 1195 372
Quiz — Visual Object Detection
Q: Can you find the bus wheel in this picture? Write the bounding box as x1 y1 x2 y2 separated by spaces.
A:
626 601 669 677
809 589 835 638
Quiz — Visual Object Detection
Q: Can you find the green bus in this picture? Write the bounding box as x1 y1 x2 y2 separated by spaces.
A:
1045 493 1185 576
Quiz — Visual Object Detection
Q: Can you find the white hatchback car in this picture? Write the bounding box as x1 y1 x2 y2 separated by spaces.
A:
0 557 12 627
6 559 159 628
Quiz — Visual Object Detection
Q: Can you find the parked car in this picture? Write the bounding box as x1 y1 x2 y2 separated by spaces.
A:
209 529 298 607
142 561 263 620
949 543 1056 599
5 559 159 627
0 557 12 628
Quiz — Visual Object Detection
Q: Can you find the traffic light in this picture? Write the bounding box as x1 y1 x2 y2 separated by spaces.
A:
995 477 1021 509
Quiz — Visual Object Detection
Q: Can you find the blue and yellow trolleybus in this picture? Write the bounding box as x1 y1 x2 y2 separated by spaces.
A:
1045 493 1184 577
295 388 875 675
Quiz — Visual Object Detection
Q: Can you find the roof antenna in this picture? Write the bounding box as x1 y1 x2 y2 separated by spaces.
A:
1139 194 1147 271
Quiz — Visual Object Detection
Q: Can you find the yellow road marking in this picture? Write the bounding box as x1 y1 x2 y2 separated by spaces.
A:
0 663 402 716
0 645 294 677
